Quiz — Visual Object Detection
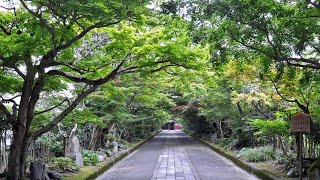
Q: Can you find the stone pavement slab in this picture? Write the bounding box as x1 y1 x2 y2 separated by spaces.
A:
152 132 200 180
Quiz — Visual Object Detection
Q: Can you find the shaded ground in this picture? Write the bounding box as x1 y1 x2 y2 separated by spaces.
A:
96 130 259 180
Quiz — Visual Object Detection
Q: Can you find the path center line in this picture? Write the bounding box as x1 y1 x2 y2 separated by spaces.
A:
151 130 200 180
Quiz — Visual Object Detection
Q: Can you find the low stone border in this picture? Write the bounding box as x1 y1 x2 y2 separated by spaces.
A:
187 133 280 180
63 131 161 180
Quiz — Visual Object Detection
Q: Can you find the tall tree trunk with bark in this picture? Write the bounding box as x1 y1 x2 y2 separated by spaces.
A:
20 136 32 179
6 83 98 180
88 126 103 150
7 124 33 180
272 135 277 152
7 64 36 180
7 126 27 180
218 120 224 138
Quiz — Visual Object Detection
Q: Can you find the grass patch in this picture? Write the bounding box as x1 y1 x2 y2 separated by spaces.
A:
63 166 96 180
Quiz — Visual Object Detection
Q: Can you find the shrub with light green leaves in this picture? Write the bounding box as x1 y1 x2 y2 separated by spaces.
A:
238 146 279 162
49 157 79 172
82 150 99 166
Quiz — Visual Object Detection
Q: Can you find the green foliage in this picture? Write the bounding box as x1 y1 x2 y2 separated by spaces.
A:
0 0 212 178
43 77 67 92
192 0 320 70
119 139 129 146
106 134 117 143
82 150 99 166
0 70 22 93
49 157 79 173
238 146 281 162
65 109 103 127
1 1 320 178
32 114 52 130
248 119 290 139
37 133 64 156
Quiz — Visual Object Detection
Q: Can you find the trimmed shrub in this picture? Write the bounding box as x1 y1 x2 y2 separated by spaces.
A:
238 146 279 162
49 157 79 172
82 150 99 166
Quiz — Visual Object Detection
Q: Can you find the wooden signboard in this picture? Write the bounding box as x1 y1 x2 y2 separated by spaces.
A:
291 112 311 180
291 112 311 133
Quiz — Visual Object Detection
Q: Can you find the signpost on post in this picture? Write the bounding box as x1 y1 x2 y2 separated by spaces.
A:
291 112 311 180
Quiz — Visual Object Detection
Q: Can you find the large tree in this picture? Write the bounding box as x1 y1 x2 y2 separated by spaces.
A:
188 0 320 70
0 1 207 179
165 0 320 112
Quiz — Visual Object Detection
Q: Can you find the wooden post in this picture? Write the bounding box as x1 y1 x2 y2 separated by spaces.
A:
299 132 303 180
290 112 311 180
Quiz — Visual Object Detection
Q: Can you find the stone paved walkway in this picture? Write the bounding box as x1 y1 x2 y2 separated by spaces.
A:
151 132 200 180
96 130 259 180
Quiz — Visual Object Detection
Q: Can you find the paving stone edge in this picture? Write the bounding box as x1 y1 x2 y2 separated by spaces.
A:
65 131 161 180
186 132 280 180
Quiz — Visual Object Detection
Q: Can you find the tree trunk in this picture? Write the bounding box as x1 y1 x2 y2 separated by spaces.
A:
57 123 67 156
6 124 31 180
29 161 49 180
218 120 224 138
272 135 277 152
278 136 288 156
88 126 102 150
236 102 244 115
119 126 127 140
20 136 31 179
209 123 215 134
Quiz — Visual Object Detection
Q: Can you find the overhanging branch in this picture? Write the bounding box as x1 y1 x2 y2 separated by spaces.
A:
40 20 120 68
268 76 309 113
0 6 15 11
283 58 320 69
12 66 26 79
0 24 11 36
0 94 21 103
229 31 275 59
32 85 98 138
34 98 68 115
47 54 130 85
229 31 320 70
268 76 295 103
19 0 57 49
117 59 172 74
0 101 12 122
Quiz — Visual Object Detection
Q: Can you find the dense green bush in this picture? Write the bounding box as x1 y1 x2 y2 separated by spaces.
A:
238 146 280 162
119 139 129 146
38 133 64 157
82 150 99 166
49 157 79 172
106 134 116 143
